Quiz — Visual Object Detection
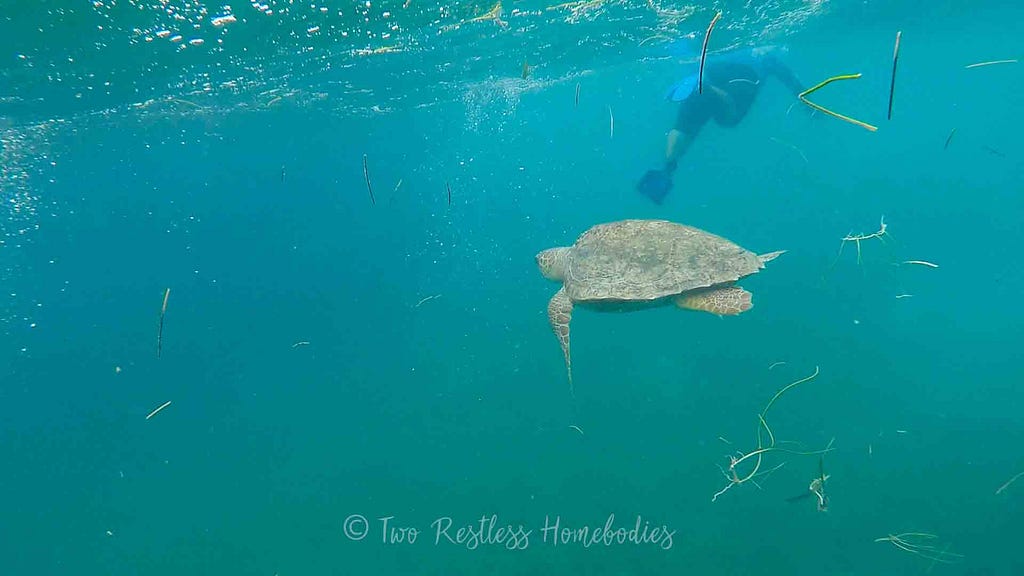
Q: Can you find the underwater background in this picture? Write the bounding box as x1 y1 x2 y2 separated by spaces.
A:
2 0 1022 574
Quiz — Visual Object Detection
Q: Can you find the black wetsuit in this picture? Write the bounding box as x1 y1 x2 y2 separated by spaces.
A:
674 54 803 137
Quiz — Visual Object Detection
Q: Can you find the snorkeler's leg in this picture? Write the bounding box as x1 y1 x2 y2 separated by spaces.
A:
665 129 680 167
637 108 702 203
665 130 695 173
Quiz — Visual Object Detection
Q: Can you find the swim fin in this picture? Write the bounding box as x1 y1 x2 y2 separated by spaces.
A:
637 168 673 204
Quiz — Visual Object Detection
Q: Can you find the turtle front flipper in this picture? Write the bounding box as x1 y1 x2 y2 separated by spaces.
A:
547 287 574 393
674 286 752 315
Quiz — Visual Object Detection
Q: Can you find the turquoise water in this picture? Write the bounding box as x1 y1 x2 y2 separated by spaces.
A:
2 0 1023 574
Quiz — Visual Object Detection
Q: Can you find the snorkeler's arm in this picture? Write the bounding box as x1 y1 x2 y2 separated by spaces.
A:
762 55 804 97
708 83 738 121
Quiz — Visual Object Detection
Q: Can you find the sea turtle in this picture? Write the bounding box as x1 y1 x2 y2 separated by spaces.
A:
535 219 784 387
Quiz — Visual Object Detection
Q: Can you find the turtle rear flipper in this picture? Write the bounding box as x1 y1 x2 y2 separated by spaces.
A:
547 287 574 394
675 286 752 315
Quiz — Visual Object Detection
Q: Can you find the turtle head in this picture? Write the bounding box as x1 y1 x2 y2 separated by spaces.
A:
536 247 570 281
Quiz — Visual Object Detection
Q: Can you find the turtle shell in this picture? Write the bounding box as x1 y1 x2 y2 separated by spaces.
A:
563 219 764 302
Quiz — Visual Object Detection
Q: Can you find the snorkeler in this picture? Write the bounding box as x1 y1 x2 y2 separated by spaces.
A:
637 45 805 204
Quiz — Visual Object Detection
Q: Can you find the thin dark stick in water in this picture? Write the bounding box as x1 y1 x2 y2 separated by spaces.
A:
698 11 722 94
574 82 580 108
362 154 376 205
157 288 170 358
943 128 956 150
446 182 452 206
888 31 901 120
